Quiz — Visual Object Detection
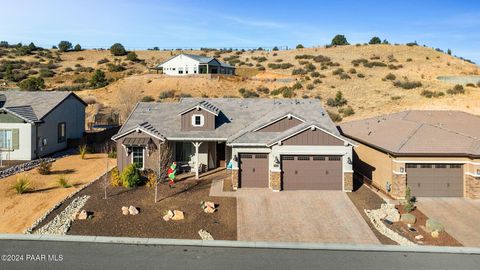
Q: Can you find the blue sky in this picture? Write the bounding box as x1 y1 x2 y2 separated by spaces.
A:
1 0 479 63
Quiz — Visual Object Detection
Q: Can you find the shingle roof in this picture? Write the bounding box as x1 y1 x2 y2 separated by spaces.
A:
340 110 480 157
117 98 346 145
0 91 85 123
178 100 220 116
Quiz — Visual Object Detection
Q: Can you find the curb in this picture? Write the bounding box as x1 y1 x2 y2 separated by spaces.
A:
0 234 479 254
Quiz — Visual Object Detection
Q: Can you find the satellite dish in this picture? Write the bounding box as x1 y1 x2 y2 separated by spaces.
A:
0 94 6 108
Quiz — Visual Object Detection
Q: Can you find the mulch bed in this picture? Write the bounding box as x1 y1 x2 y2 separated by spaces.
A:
34 170 237 240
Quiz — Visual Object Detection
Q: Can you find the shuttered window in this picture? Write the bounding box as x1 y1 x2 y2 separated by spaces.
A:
0 129 19 150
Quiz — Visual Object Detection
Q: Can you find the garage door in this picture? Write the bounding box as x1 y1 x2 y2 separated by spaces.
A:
282 155 342 190
406 164 463 197
239 153 269 188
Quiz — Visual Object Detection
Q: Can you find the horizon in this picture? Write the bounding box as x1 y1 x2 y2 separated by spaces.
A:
1 0 480 63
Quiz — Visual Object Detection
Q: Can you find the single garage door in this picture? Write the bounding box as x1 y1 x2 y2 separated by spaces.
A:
406 163 463 197
282 155 342 190
239 153 269 188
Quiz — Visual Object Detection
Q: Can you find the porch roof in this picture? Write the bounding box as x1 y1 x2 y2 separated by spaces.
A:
123 137 151 146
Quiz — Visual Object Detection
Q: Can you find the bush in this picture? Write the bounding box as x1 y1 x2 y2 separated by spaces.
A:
18 77 45 91
158 90 176 99
58 41 72 52
126 51 138 61
79 145 88 159
421 90 444 98
306 84 314 90
57 175 72 188
107 63 126 72
446 84 465 95
292 82 303 90
305 63 316 72
74 44 82 51
357 73 365 78
339 73 351 80
97 58 110 65
313 78 322 84
348 68 357 74
393 80 422 89
238 88 259 98
141 95 155 102
384 73 396 80
339 106 355 117
369 37 382 44
272 46 279 51
351 58 369 67
256 86 270 94
110 43 127 56
110 168 122 187
282 88 294 98
89 69 108 88
295 54 314 60
310 71 320 77
331 34 349 46
121 164 141 188
37 160 52 175
268 63 293 69
73 77 88 83
403 186 416 212
364 61 387 68
292 68 307 75
11 175 31 194
326 91 347 107
327 110 343 122
313 55 331 63
145 170 157 188
39 68 55 78
296 44 304 49
332 68 344 75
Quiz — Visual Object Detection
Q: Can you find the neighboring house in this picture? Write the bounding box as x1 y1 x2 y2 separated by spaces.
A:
0 91 86 161
340 110 480 199
156 54 235 76
112 98 355 192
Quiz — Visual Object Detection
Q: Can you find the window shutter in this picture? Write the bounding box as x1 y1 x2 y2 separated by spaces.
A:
12 129 19 149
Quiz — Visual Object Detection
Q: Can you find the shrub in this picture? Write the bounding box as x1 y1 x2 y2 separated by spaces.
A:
58 41 72 52
97 58 110 65
239 88 259 98
110 43 127 56
121 164 141 188
364 61 387 68
37 160 52 175
11 175 31 194
406 58 412 62
146 170 157 188
110 168 122 187
348 68 357 74
313 55 331 63
141 95 155 102
292 68 307 75
384 73 396 80
74 44 82 51
310 71 320 77
421 90 444 98
295 54 315 60
332 68 344 75
351 58 369 67
466 83 476 88
57 175 72 188
64 67 73 72
357 73 365 78
18 77 45 91
268 63 293 69
369 37 381 44
256 86 270 94
339 106 355 117
326 91 347 107
272 46 279 51
158 90 175 99
388 64 403 70
107 63 126 72
296 44 304 49
403 186 416 212
282 88 294 98
331 34 349 46
313 78 322 84
327 110 343 122
73 77 88 83
39 68 55 78
79 145 88 159
446 84 465 95
305 63 316 72
89 69 108 88
339 73 351 80
306 84 314 90
393 80 422 89
126 51 138 61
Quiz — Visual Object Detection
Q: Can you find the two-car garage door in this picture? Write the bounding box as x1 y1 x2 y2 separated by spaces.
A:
406 163 464 197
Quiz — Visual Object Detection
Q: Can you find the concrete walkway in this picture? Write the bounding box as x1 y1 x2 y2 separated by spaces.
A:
417 198 480 247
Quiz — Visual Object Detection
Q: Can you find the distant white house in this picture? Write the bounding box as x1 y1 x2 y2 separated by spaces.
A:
156 54 235 76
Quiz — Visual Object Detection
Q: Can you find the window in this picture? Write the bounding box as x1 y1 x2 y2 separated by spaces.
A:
193 67 197 74
327 156 341 161
0 130 12 149
298 156 310 161
191 114 204 127
178 67 183 74
131 147 144 169
58 122 66 143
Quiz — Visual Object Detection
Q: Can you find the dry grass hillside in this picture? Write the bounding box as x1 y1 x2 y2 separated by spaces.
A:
1 44 479 124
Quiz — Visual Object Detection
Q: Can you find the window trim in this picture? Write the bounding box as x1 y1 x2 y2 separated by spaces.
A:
191 114 205 127
131 146 145 170
58 122 66 143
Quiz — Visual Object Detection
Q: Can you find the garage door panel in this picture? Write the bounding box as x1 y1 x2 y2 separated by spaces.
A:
282 155 342 190
239 153 269 188
407 164 463 197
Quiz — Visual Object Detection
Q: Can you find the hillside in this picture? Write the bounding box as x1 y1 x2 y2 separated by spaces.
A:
1 44 479 124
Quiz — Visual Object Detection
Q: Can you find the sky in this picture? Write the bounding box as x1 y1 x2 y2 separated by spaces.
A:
1 0 480 63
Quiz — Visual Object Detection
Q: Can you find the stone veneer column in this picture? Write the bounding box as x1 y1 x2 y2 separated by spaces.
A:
466 175 480 199
343 172 353 192
391 173 407 199
269 170 281 192
231 169 239 191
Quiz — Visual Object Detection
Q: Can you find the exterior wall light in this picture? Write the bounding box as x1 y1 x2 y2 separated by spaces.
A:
400 167 404 173
347 157 352 164
233 155 238 162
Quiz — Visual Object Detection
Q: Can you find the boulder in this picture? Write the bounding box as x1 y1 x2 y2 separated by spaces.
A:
162 210 174 221
204 206 216 214
77 210 88 220
121 206 129 215
171 210 184 220
415 235 424 240
426 219 444 233
205 201 215 209
380 203 400 222
198 229 214 240
400 213 417 224
431 230 440 238
128 206 139 215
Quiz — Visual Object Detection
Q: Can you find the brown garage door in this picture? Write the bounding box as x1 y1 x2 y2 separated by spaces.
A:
406 164 463 197
282 155 342 190
239 153 269 188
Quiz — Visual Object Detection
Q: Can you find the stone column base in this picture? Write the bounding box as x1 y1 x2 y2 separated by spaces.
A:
343 172 353 192
269 171 281 191
391 173 407 199
231 169 239 191
466 175 480 199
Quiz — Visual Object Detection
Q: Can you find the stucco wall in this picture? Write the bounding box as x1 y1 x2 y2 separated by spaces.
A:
353 143 393 192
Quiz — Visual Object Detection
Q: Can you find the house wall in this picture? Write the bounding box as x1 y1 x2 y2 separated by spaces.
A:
181 108 215 131
36 95 85 158
353 143 393 192
160 55 200 76
257 117 302 132
0 122 34 160
116 131 164 172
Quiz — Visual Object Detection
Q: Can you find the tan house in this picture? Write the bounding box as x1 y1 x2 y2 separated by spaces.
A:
112 98 355 192
340 110 480 199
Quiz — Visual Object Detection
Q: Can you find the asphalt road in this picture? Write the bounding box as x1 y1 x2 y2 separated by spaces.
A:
0 240 479 270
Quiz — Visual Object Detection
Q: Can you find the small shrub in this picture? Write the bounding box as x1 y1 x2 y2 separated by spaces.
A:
393 80 422 89
77 57 84 61
406 58 412 62
256 86 270 94
357 73 365 78
37 160 52 175
146 170 157 188
57 175 72 188
339 106 355 117
79 145 88 159
18 77 45 91
292 82 303 90
313 79 322 84
339 73 351 80
73 77 88 84
391 96 402 101
313 55 331 63
268 62 293 69
310 71 320 77
326 91 347 107
466 83 476 88
141 95 155 102
90 69 108 88
121 164 141 188
107 63 126 72
446 84 465 95
11 175 31 194
348 68 357 74
282 88 294 98
332 68 344 75
327 110 343 122
110 168 122 187
110 43 127 56
39 68 55 78
97 58 110 65
158 90 176 99
239 88 259 98
403 186 416 213
292 68 307 75
126 51 138 61
306 84 314 90
384 73 396 80
421 90 444 98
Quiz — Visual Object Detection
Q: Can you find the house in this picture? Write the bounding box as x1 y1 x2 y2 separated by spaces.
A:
112 98 355 192
340 110 480 199
0 91 86 161
156 54 235 76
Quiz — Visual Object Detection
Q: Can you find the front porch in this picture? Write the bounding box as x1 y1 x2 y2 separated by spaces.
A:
173 141 230 178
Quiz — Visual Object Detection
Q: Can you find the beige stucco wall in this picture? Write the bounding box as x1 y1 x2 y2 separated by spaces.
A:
353 143 393 192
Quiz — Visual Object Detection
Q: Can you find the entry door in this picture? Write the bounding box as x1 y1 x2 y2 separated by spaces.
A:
239 153 269 188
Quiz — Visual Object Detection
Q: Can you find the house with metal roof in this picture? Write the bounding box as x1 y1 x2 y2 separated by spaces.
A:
340 110 480 199
0 91 86 161
112 98 355 192
156 54 235 76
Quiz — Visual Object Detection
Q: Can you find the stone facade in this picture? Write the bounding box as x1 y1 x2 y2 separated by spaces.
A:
231 169 239 190
390 173 407 199
343 172 353 192
466 175 480 199
269 171 281 191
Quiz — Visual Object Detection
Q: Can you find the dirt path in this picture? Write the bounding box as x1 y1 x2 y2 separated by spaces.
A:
0 154 115 233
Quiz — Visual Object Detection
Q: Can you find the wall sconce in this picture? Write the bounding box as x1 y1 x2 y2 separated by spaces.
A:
400 167 404 173
233 155 238 162
347 157 352 164
274 156 280 164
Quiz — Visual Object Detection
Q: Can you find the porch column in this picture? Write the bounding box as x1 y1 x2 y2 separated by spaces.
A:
192 142 202 179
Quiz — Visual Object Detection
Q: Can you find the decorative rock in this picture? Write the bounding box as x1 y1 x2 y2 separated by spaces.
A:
171 210 184 220
121 206 129 215
128 206 139 215
77 210 88 220
204 207 216 214
400 213 417 224
198 229 214 240
162 210 174 221
426 219 444 233
415 235 424 240
431 230 440 238
205 201 215 209
380 203 400 222
364 208 416 246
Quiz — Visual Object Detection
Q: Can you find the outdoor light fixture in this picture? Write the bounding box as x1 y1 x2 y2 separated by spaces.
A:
274 156 280 164
347 157 352 164
233 155 238 162
400 167 404 173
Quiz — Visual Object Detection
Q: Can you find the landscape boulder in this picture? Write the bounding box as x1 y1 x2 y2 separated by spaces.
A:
204 207 216 214
121 206 129 215
425 219 444 233
77 210 88 220
128 205 139 215
198 229 214 240
171 210 184 220
400 213 417 224
431 230 440 238
415 235 424 240
162 210 175 221
380 203 400 222
201 201 217 214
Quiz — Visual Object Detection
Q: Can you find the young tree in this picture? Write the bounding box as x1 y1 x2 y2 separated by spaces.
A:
331 35 349 46
74 44 82 51
151 142 173 203
18 77 45 91
296 44 304 49
114 85 141 122
58 41 72 52
447 49 452 55
272 46 279 51
126 51 138 61
382 39 389 45
403 186 416 212
110 43 127 56
28 42 37 51
369 37 381 44
89 69 108 88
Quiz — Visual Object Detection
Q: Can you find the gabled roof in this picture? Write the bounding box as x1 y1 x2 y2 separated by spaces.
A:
178 100 220 116
340 110 480 157
252 112 305 132
112 122 165 141
0 91 86 123
157 54 234 69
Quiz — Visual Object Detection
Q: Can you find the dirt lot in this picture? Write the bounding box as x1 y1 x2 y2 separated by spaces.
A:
37 169 237 240
0 154 115 233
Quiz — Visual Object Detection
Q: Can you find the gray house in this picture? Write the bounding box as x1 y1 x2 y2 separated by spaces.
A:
112 98 355 192
0 91 86 161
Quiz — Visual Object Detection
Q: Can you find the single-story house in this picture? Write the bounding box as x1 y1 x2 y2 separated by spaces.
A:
340 110 480 199
112 98 355 192
155 54 235 76
0 91 86 161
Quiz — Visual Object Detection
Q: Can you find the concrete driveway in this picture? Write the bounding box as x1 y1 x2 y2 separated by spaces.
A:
235 189 379 244
417 198 480 247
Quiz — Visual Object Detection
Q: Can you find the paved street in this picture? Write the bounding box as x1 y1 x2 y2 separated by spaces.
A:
0 239 479 270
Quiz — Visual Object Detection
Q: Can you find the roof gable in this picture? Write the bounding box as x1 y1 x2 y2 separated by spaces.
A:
178 100 220 116
254 113 304 132
267 124 351 147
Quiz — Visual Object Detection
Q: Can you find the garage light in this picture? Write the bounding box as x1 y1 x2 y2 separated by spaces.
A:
274 156 280 164
347 157 352 164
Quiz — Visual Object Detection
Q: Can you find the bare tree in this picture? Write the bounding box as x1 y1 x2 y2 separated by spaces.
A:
149 140 173 203
114 85 141 123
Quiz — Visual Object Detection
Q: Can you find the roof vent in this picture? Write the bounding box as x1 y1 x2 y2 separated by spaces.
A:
0 94 6 108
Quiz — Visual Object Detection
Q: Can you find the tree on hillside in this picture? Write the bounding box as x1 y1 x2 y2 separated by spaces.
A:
331 35 349 46
369 37 381 44
0 41 8 48
74 44 82 51
58 41 72 52
382 39 389 45
18 77 45 91
89 69 108 88
126 51 138 61
28 42 37 51
296 44 304 49
110 43 127 56
272 46 279 51
447 49 452 55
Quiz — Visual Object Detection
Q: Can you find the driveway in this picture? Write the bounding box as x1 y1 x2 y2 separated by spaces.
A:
417 198 480 247
235 189 379 244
